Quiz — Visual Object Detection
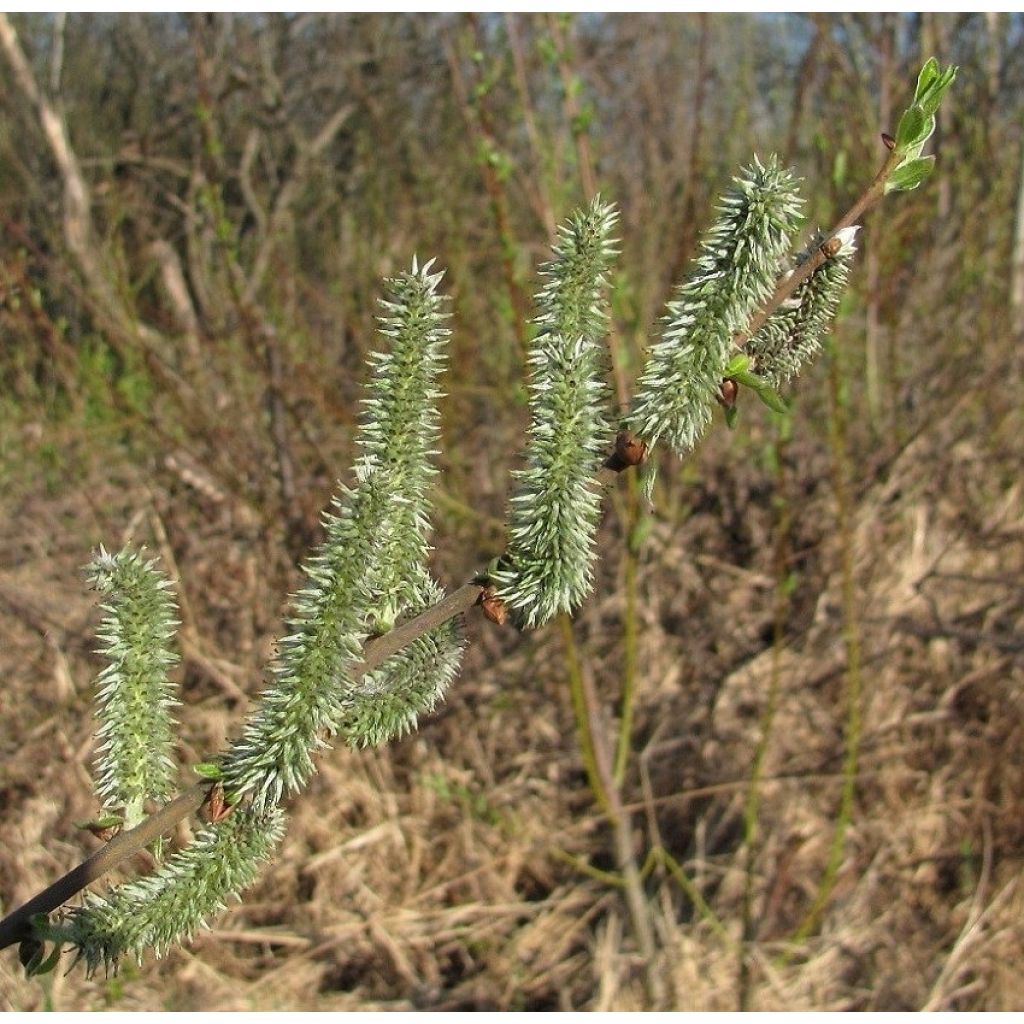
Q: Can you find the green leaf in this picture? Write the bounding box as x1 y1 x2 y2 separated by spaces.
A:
537 35 558 65
914 57 940 101
895 105 927 149
29 945 62 977
491 150 515 183
919 66 957 117
832 148 848 189
193 762 224 780
724 405 739 430
571 105 593 135
74 814 125 831
884 155 935 194
756 387 789 415
730 368 767 390
724 353 750 376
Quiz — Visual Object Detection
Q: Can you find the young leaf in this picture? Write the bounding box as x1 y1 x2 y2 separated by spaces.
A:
885 155 936 194
915 57 940 101
26 945 61 977
915 62 957 116
724 353 751 377
755 387 789 415
729 368 768 390
895 105 928 149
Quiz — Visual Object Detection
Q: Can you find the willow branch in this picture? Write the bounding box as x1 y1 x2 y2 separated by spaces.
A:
0 138 907 956
737 143 901 347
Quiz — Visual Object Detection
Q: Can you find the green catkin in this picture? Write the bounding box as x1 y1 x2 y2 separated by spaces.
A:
64 807 284 975
341 568 463 747
87 548 180 829
493 197 619 629
220 261 462 810
628 156 803 456
68 264 463 975
747 226 859 387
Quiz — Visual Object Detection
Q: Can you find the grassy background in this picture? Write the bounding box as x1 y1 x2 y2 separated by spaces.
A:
1 13 1022 1010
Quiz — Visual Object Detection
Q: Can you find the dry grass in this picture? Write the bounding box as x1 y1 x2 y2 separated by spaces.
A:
1 330 1022 1011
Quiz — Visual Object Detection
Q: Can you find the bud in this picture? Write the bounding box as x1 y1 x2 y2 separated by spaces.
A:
605 430 649 471
479 586 509 626
202 782 233 823
717 378 739 408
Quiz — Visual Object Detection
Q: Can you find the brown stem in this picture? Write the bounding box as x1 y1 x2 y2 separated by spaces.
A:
504 13 557 240
559 614 660 1002
546 14 598 202
0 785 208 951
0 14 162 351
737 144 901 348
543 14 631 414
669 12 710 283
783 18 823 167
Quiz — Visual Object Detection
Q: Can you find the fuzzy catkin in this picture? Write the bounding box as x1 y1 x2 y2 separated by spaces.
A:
629 156 803 456
65 807 285 975
63 264 463 977
341 568 463 747
87 548 180 828
747 227 859 387
493 197 618 629
221 260 462 810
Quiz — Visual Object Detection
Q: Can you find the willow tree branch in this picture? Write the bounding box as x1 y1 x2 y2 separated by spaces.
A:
0 136 907 957
0 583 484 952
737 142 901 347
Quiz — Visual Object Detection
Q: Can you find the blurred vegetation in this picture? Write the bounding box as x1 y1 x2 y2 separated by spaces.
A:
1 13 1023 1011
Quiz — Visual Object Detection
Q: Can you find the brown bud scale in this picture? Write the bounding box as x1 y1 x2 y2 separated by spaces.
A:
203 782 233 823
478 586 509 626
605 430 649 472
717 378 739 408
820 236 843 259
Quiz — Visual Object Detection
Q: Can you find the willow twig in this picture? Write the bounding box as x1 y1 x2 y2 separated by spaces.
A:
0 136 914 956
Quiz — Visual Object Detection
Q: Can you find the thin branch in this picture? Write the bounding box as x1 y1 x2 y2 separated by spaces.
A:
736 143 900 348
243 102 354 305
48 12 66 97
504 13 557 239
0 14 161 351
444 18 531 358
0 122 912 958
0 583 483 952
